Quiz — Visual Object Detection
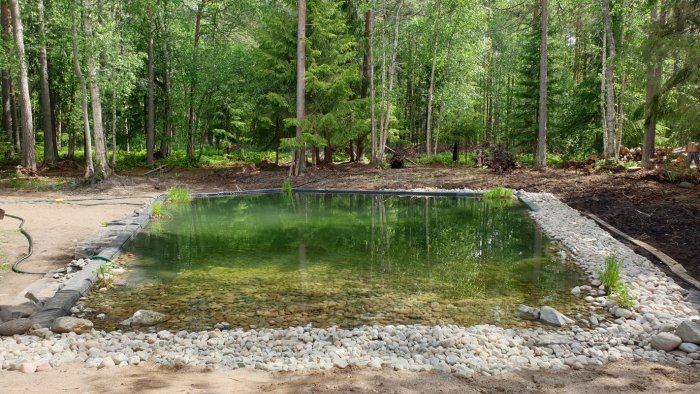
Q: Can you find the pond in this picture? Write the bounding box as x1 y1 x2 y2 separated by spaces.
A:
84 192 584 330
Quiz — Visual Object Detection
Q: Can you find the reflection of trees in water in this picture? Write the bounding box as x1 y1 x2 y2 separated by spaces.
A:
125 193 579 299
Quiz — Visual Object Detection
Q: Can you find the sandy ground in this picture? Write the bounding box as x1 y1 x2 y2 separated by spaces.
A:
0 168 699 391
0 360 699 393
0 193 156 306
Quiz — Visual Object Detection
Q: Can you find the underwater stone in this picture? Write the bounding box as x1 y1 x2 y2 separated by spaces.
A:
516 305 540 321
539 306 574 327
130 310 169 327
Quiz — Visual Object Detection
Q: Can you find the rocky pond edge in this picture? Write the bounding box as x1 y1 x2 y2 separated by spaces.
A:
0 189 698 375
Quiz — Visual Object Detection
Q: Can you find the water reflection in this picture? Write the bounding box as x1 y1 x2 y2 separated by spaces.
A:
84 193 583 330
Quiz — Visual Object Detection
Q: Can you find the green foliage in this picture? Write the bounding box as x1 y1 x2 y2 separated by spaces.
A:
282 178 293 197
167 187 192 204
601 255 622 294
151 201 163 218
614 285 635 309
482 187 514 200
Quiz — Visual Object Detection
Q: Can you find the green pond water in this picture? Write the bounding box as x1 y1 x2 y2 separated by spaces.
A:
84 192 585 330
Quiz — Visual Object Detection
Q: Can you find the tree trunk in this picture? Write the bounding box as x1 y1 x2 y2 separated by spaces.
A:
294 0 306 176
642 3 665 168
38 0 57 165
187 0 206 161
9 0 36 172
83 0 109 179
72 11 94 179
159 0 173 158
379 1 403 164
146 6 155 165
111 90 117 166
601 0 617 160
1 3 15 156
368 9 378 165
425 0 441 155
536 0 548 169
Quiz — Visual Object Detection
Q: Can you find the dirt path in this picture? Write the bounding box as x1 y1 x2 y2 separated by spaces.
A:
0 360 698 393
0 193 155 306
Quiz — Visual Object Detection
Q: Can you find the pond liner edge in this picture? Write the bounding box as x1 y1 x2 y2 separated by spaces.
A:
31 194 167 328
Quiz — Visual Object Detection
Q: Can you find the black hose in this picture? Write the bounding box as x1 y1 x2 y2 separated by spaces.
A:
6 213 37 275
5 213 63 275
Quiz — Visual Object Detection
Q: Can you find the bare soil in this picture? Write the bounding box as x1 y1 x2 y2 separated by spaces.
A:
0 162 698 391
0 360 699 393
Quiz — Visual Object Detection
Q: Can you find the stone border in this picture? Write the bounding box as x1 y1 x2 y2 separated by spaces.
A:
30 195 166 327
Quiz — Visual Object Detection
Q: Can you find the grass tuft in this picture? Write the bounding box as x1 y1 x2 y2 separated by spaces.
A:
167 187 192 204
482 186 514 200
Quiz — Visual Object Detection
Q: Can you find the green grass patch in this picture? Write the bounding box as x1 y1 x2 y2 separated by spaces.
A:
167 187 193 204
600 255 622 294
482 186 514 200
151 201 164 218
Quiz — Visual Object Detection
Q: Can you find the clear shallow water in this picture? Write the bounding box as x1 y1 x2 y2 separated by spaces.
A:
84 193 584 330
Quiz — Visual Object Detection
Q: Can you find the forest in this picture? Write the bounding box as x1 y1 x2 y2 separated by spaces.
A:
0 0 698 180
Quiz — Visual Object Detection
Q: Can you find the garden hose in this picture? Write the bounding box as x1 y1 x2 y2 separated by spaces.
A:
5 213 63 275
4 214 116 275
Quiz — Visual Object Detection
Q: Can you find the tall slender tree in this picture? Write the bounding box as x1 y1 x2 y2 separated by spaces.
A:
72 8 94 179
642 2 665 168
38 0 57 165
146 4 155 165
294 0 306 175
425 0 442 155
83 0 109 178
601 0 617 160
536 0 548 169
1 2 14 156
9 0 36 172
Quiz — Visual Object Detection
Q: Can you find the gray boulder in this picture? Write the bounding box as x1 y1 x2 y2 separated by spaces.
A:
130 310 169 327
0 318 33 336
675 321 700 345
51 317 94 334
650 332 682 351
539 306 574 327
517 305 540 321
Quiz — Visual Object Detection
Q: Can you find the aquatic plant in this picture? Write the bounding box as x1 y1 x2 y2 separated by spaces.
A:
151 201 163 218
167 187 193 204
482 187 514 200
282 178 293 197
601 255 622 294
